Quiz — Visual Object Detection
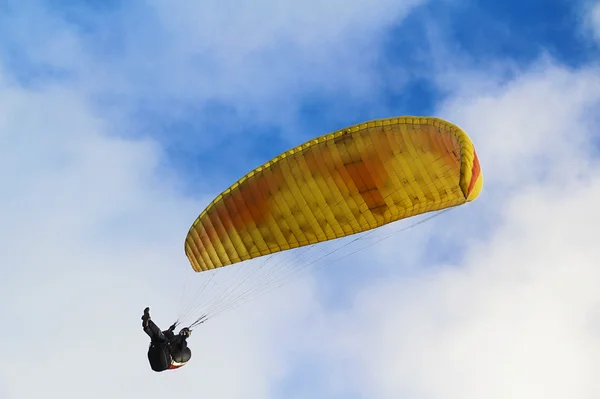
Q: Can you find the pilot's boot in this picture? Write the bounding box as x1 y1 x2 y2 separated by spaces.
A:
142 307 151 326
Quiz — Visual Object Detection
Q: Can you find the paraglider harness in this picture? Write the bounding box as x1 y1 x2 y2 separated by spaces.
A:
148 325 192 372
143 312 207 372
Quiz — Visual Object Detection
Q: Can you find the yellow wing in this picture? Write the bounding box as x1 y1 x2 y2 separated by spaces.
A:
185 116 483 272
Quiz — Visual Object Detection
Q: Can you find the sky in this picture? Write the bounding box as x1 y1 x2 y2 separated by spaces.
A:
1 0 600 398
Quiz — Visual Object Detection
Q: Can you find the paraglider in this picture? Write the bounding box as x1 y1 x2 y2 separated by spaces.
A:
184 115 482 272
141 307 192 372
141 115 483 365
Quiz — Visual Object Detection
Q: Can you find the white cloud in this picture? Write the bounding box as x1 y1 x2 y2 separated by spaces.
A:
306 61 600 399
327 180 600 398
438 62 600 187
49 0 428 131
0 65 322 398
3 1 600 399
144 0 424 96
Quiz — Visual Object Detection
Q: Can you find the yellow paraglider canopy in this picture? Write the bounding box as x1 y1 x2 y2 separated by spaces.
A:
185 116 482 272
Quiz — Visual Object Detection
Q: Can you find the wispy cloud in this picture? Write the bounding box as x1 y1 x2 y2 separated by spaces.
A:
300 57 600 399
588 1 600 42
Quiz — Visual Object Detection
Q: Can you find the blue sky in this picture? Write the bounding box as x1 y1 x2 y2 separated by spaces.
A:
2 0 600 398
3 0 592 181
